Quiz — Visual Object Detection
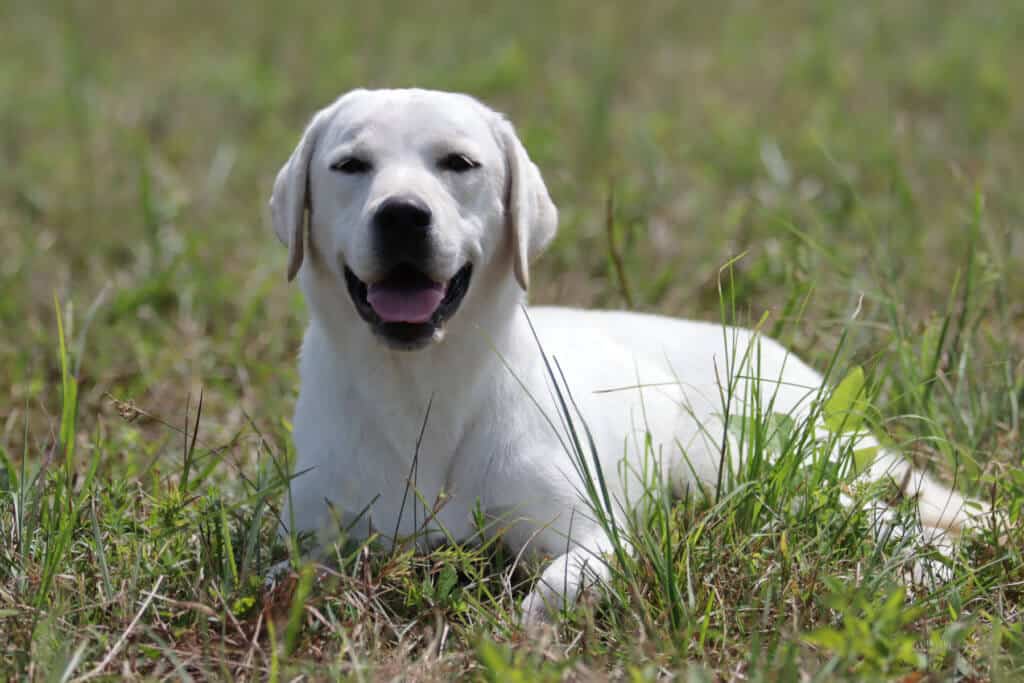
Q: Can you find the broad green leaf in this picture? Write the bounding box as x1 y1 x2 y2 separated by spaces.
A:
824 366 868 433
853 446 878 476
804 628 847 651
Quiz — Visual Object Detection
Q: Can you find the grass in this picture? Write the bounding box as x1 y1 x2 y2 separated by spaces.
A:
2 0 1023 679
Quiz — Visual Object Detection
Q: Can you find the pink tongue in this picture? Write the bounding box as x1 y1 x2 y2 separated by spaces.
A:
367 282 446 323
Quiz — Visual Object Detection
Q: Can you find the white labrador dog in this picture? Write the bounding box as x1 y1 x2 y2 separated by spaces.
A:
271 88 981 623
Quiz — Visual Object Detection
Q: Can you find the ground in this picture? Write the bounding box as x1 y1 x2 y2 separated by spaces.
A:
1 0 1022 680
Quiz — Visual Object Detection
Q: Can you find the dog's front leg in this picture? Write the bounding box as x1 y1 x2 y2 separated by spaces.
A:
519 532 624 626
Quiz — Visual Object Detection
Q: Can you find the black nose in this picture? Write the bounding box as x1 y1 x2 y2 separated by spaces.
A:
373 196 433 265
374 196 432 235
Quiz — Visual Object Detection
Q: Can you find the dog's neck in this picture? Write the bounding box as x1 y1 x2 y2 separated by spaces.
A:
301 266 534 430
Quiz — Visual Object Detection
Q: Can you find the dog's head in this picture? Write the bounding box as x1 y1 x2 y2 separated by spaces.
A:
269 88 557 350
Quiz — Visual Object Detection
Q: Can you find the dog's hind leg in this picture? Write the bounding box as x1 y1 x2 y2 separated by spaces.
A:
862 448 988 537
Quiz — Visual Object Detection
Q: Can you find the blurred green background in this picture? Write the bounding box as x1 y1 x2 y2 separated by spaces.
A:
3 1 1022 445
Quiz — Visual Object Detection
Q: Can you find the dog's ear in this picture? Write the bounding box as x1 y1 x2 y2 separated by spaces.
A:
495 118 558 291
269 108 332 282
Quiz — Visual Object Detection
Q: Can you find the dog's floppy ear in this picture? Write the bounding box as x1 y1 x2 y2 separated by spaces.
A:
269 108 332 282
495 118 558 291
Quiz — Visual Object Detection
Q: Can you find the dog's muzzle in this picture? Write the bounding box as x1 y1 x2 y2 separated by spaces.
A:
343 195 473 349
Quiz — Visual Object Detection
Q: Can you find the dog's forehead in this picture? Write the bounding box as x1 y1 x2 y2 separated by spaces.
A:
323 89 498 152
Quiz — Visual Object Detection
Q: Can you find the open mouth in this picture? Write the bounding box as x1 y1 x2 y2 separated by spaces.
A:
344 262 473 349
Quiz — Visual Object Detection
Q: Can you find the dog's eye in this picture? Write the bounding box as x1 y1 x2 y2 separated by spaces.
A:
438 153 480 173
331 157 373 174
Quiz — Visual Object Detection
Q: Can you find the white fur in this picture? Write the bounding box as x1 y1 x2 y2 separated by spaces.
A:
270 88 981 623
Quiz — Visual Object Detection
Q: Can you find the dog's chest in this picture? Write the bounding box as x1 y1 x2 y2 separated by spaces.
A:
292 368 495 544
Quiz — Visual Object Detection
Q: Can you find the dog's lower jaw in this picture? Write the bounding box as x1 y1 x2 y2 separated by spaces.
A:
372 321 446 351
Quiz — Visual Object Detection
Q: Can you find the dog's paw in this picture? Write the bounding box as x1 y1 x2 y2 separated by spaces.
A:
899 525 958 593
520 587 565 629
903 553 955 588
